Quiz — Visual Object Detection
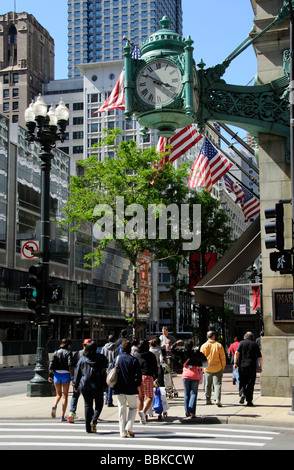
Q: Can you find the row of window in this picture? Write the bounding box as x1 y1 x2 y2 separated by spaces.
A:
3 88 19 98
2 102 19 112
2 72 19 84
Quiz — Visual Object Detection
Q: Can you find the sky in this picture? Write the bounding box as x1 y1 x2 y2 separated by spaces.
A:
7 0 257 140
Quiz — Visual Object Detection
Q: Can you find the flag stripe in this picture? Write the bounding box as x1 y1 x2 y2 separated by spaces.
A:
188 137 233 192
156 125 203 164
95 70 125 113
93 46 141 114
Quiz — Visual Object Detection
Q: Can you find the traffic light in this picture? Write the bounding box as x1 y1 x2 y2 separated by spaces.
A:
20 285 37 303
264 203 284 251
24 263 44 316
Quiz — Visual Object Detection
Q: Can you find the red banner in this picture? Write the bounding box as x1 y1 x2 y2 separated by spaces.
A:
252 285 260 311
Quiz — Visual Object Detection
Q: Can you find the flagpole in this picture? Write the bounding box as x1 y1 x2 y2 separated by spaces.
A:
206 122 259 180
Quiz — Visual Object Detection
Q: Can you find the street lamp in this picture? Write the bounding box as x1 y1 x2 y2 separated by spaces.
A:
25 94 69 397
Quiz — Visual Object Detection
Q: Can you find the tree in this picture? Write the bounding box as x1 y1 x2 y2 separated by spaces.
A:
148 189 233 338
60 129 194 337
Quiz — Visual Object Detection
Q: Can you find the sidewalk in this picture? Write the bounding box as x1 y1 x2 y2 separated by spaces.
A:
0 370 293 429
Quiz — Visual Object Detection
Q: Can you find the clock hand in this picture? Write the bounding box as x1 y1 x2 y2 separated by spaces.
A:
141 73 172 88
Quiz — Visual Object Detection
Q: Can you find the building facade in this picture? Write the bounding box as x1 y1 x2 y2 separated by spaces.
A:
251 0 294 397
67 0 182 78
0 12 54 128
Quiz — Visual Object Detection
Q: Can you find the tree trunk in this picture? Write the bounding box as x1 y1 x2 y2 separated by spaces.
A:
132 265 138 338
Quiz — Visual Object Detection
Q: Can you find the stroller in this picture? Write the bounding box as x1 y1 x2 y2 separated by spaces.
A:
162 363 179 398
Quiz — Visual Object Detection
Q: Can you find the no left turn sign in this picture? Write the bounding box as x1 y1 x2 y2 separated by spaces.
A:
21 240 40 260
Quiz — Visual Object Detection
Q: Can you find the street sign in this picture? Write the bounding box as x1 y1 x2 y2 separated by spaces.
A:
21 240 40 260
239 304 247 315
33 251 70 259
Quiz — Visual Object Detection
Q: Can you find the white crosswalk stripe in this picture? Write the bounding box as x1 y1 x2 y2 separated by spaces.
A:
0 420 278 451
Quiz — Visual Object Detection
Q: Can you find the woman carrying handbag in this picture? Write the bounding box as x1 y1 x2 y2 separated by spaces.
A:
171 340 208 419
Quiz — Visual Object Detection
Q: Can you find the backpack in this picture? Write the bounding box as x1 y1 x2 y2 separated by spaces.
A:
80 358 104 391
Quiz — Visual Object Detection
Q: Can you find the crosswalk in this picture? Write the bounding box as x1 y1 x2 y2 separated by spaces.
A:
0 420 279 450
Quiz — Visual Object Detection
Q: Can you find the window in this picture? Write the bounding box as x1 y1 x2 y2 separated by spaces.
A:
73 131 83 139
12 73 19 83
73 117 83 125
73 102 83 111
3 89 9 98
73 145 84 154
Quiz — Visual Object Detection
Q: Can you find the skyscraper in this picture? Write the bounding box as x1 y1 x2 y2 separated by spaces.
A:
0 12 54 128
67 0 182 78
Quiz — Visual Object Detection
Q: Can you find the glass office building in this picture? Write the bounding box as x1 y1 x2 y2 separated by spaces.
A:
68 0 182 78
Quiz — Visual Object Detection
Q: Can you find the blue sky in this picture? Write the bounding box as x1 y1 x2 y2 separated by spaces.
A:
9 1 257 141
10 0 257 84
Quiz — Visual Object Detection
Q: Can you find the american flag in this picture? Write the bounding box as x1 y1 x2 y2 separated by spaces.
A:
156 125 203 164
188 137 233 192
240 187 260 222
223 174 245 203
94 46 141 113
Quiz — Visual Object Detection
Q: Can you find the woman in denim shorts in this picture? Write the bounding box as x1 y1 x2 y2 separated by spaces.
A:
49 339 73 421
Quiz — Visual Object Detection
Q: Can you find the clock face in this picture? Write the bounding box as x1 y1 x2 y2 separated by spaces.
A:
136 59 182 107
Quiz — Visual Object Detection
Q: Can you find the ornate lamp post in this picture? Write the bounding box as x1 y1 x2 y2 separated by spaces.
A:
24 95 69 397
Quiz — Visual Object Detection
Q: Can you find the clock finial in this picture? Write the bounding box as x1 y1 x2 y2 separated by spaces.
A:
159 16 171 30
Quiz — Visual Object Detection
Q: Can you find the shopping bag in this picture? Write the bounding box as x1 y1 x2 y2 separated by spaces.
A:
153 387 163 414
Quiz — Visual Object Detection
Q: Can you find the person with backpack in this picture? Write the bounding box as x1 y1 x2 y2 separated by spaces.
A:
101 335 117 407
73 341 108 433
68 338 92 423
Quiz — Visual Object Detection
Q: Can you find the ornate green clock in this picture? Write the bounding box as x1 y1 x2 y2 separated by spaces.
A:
124 10 291 158
124 17 197 137
136 59 182 107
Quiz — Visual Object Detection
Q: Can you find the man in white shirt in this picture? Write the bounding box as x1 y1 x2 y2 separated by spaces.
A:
159 326 176 371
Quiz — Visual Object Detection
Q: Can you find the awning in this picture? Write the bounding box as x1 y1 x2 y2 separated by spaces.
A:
194 216 261 308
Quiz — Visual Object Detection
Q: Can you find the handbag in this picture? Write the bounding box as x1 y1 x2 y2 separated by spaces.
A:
106 356 119 387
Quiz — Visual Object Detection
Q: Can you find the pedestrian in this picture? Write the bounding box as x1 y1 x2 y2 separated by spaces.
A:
73 340 108 433
256 330 264 349
134 339 158 424
234 331 262 407
159 326 176 371
149 337 166 386
256 330 264 371
68 338 92 423
172 339 207 418
101 335 117 407
131 338 139 355
200 331 226 407
115 329 129 354
48 338 74 421
227 336 240 386
111 340 142 438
